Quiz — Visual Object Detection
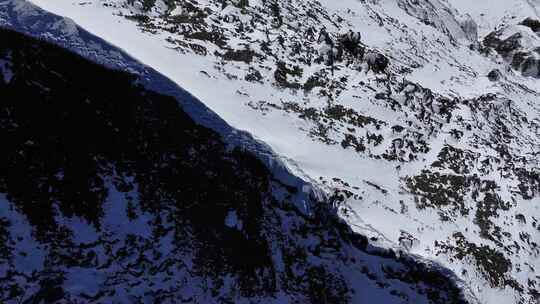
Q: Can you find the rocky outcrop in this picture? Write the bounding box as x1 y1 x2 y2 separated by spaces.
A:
484 18 540 78
397 0 478 42
487 69 503 81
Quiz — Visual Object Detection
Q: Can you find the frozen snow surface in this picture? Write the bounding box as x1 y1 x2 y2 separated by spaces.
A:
1 0 540 303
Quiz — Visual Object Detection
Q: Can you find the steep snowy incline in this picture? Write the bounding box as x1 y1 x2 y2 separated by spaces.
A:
0 1 473 303
0 0 321 210
21 1 540 303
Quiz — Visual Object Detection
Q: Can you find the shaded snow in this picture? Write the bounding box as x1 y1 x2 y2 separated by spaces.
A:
224 210 243 230
0 51 13 83
0 195 45 274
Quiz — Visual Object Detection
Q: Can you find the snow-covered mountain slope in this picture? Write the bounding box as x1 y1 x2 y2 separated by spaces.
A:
4 0 540 303
0 1 475 303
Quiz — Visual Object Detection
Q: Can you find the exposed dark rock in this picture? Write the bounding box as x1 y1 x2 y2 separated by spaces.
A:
338 31 365 61
436 233 514 289
484 32 522 58
365 51 389 74
274 61 303 89
484 22 540 78
520 18 540 33
487 69 502 81
221 48 258 63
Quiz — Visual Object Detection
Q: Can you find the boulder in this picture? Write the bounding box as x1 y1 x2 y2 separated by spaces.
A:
520 17 540 33
487 69 503 81
365 51 389 74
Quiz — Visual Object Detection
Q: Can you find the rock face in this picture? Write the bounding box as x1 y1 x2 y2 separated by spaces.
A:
521 17 540 33
487 69 503 81
365 51 390 74
0 21 469 304
397 0 478 42
484 18 540 78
